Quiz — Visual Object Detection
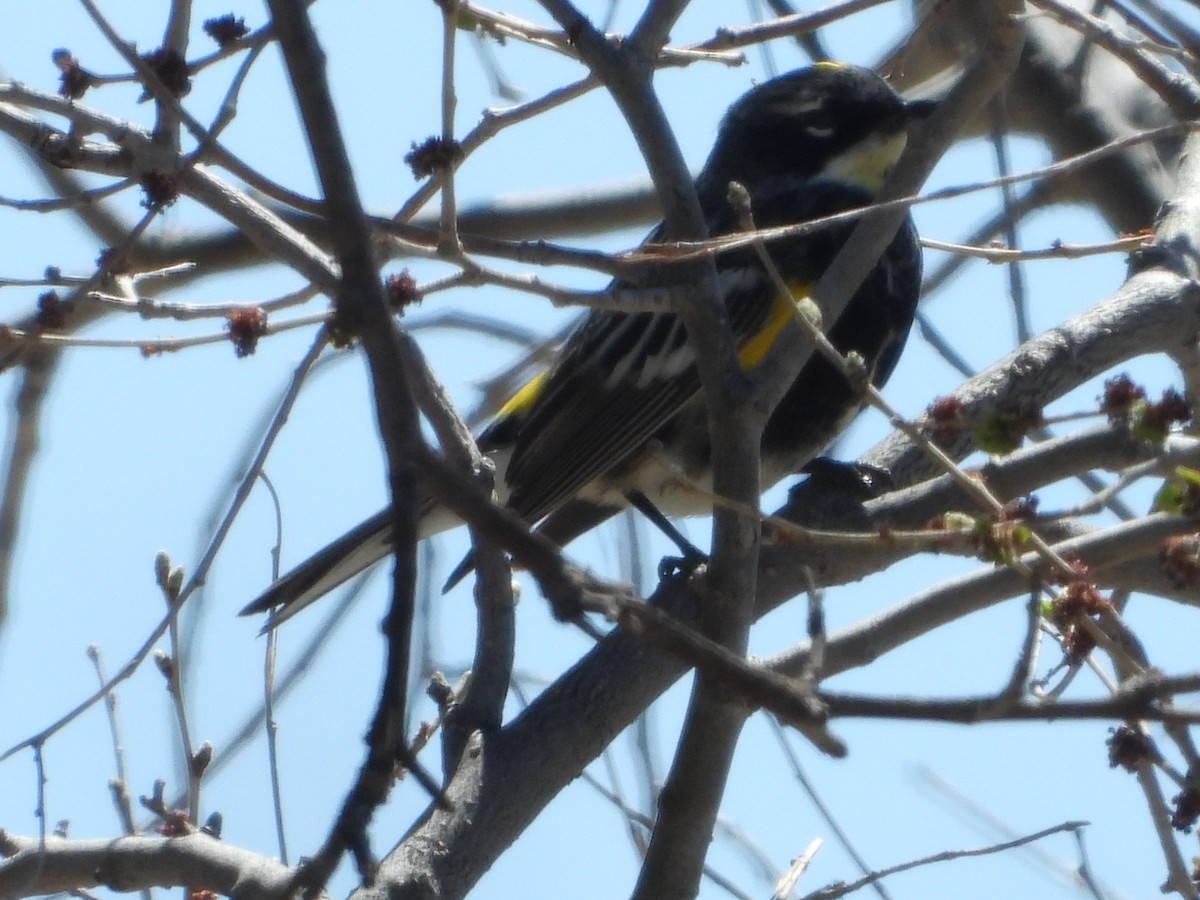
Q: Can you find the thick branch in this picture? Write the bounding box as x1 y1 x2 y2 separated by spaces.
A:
0 831 303 900
264 1 427 890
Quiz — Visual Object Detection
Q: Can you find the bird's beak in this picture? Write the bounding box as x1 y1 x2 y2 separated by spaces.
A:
904 98 939 121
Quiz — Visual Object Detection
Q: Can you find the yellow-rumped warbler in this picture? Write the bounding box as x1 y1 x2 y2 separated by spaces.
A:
242 63 932 626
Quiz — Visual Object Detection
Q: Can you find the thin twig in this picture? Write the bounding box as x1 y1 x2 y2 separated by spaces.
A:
0 330 327 761
86 646 138 839
769 720 893 900
798 821 1089 900
257 471 289 865
988 96 1033 344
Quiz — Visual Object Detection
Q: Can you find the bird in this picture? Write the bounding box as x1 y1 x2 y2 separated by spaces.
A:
241 62 933 628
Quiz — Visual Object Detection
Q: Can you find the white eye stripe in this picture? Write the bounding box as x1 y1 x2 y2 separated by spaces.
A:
790 97 827 115
805 125 835 138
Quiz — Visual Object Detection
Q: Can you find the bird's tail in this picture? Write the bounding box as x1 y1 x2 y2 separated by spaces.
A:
239 488 622 631
238 507 393 629
238 492 456 630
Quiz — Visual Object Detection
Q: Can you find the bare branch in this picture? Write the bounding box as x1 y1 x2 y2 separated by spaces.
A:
0 830 302 900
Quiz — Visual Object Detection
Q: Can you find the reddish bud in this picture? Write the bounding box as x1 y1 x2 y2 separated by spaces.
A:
140 47 190 98
385 269 420 311
52 49 93 99
139 170 179 208
225 307 268 357
1100 373 1146 421
1161 533 1200 588
405 137 464 179
1172 785 1200 833
36 291 73 330
926 395 967 444
1107 724 1154 772
202 15 249 48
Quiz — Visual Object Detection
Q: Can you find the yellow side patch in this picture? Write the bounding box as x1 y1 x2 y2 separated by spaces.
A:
738 281 813 369
496 369 549 419
501 284 816 407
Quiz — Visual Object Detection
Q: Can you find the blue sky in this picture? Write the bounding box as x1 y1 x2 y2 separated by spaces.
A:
0 2 1191 898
